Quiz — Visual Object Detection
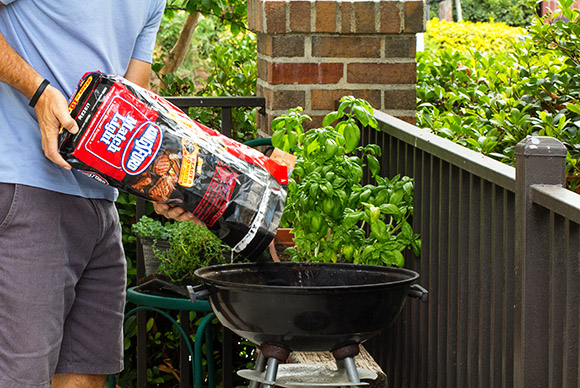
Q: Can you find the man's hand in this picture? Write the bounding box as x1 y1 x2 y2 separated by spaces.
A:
34 85 78 170
153 202 203 224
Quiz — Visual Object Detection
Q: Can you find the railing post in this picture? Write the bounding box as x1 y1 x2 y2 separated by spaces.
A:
514 136 567 387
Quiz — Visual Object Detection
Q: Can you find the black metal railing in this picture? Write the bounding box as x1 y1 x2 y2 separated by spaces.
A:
166 96 266 138
366 111 580 388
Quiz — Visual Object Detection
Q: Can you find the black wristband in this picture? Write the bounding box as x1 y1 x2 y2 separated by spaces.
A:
29 79 50 108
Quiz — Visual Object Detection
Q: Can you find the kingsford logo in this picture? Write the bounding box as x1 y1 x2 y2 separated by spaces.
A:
121 122 163 175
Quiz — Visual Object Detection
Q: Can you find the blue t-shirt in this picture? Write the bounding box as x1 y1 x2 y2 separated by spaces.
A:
0 0 165 201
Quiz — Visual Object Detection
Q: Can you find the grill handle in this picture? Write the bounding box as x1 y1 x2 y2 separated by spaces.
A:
408 283 428 302
187 284 210 304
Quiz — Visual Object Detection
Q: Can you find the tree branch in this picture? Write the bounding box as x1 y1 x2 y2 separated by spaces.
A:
160 11 201 75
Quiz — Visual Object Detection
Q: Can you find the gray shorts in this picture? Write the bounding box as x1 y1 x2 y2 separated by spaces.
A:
0 183 126 388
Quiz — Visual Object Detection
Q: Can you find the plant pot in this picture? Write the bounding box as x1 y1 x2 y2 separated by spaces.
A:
275 228 295 246
269 228 295 262
141 238 171 276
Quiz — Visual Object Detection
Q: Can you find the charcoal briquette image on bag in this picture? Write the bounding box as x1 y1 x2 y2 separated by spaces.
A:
58 72 288 259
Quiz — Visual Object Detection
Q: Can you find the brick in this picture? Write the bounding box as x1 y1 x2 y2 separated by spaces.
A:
259 35 305 58
247 0 263 32
315 1 337 33
263 88 306 110
384 88 416 110
341 2 351 33
404 1 426 33
347 62 417 85
384 36 416 59
311 89 381 111
353 1 376 33
268 63 344 85
259 113 276 136
312 36 380 58
265 1 287 34
379 2 402 34
257 33 268 55
289 1 311 32
257 57 269 82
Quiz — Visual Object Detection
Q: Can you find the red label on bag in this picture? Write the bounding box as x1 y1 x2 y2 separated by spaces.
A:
72 85 161 181
193 161 239 227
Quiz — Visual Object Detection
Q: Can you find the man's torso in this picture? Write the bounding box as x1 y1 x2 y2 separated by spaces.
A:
0 0 164 200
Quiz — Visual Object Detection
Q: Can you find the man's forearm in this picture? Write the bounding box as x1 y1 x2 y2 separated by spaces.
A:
0 31 44 100
0 29 78 170
124 58 152 89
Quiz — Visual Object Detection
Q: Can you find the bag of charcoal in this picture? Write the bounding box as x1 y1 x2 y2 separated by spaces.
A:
59 72 288 260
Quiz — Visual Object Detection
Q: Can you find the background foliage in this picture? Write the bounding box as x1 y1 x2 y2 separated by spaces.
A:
418 0 580 189
428 0 537 25
461 0 537 25
163 0 248 36
152 6 258 144
424 18 525 52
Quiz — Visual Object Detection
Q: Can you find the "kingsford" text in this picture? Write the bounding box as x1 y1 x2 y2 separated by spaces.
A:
125 124 158 173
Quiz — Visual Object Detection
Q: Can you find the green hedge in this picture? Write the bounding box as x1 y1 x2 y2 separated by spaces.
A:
424 18 525 53
418 0 580 189
461 0 537 26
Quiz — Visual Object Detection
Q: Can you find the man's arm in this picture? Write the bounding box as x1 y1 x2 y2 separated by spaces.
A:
0 32 78 169
123 58 153 89
0 32 42 99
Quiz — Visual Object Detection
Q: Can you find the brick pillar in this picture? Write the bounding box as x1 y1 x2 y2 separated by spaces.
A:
248 0 426 135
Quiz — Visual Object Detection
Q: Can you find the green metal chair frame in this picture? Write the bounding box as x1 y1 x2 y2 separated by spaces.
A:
107 288 216 388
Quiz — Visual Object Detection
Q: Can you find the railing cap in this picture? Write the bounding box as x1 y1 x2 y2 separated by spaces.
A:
515 136 567 157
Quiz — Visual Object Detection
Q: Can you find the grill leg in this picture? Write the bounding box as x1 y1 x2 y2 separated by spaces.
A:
332 344 362 388
263 357 281 388
342 356 361 387
259 344 290 388
248 351 266 388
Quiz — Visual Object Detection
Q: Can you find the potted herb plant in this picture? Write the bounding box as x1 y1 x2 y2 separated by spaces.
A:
270 96 421 266
132 216 231 298
153 221 230 286
131 215 173 276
